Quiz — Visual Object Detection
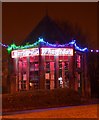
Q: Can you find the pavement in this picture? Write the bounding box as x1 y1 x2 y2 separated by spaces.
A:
1 104 99 119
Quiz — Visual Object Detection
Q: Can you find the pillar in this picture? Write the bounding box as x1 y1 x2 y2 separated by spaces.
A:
13 57 19 92
54 56 59 88
62 62 65 88
26 57 30 90
39 48 45 89
50 62 55 89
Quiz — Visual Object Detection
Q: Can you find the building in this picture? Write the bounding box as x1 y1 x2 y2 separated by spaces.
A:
7 16 90 96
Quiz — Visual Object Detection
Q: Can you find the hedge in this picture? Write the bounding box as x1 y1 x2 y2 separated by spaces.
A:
2 88 81 112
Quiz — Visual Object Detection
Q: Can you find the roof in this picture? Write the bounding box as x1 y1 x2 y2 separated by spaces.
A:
21 15 67 45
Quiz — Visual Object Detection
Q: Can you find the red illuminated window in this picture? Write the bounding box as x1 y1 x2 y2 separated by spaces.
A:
35 63 39 71
59 56 63 60
64 56 68 61
45 73 50 79
50 62 54 71
34 56 39 61
59 56 64 60
30 63 35 71
45 56 50 61
30 56 35 62
50 56 54 61
30 62 39 71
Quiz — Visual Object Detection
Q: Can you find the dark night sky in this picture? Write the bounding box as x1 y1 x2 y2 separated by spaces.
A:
2 2 97 53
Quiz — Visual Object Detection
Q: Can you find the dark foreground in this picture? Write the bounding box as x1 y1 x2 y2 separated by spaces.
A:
1 104 98 119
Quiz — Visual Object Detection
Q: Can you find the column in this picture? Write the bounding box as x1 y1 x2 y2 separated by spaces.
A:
14 57 19 92
26 57 30 90
39 48 45 89
54 56 59 88
50 62 54 89
62 62 65 88
10 57 17 93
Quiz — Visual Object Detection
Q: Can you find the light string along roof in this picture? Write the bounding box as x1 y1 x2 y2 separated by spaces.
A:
0 38 99 53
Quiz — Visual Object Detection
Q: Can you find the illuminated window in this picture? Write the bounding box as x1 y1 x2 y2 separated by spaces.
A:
23 73 27 80
30 56 35 62
45 56 50 61
64 56 68 61
50 62 54 71
35 63 39 71
45 73 50 79
50 56 54 61
34 56 39 61
30 63 35 71
29 61 39 90
59 56 63 61
30 62 39 71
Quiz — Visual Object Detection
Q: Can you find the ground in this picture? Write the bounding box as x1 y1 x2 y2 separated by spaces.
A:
1 104 98 119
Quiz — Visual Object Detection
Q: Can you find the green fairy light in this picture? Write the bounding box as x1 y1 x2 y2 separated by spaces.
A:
7 47 12 54
7 38 44 53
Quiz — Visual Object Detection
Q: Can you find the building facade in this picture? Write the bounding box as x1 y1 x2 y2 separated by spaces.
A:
6 16 91 96
9 38 90 96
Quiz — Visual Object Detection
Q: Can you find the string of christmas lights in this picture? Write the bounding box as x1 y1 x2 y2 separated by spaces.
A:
0 38 99 53
0 42 8 48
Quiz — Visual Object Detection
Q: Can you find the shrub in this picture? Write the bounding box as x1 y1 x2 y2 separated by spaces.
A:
2 88 81 112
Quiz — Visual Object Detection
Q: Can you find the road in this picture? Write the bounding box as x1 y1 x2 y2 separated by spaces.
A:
1 104 98 119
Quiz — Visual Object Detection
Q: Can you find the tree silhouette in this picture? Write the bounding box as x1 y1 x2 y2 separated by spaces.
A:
56 20 89 47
